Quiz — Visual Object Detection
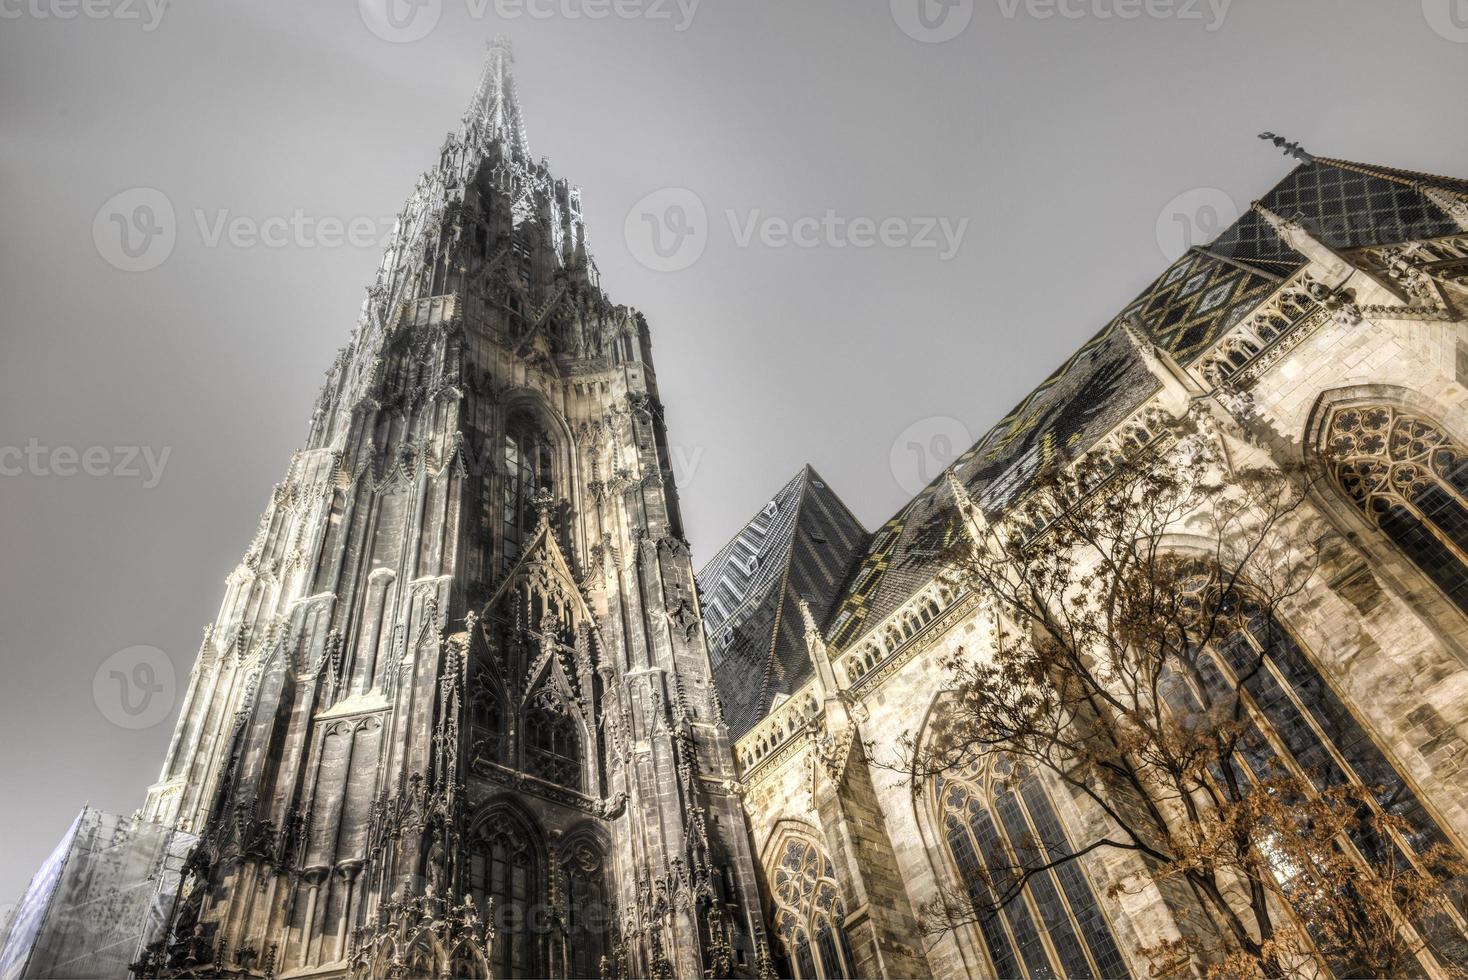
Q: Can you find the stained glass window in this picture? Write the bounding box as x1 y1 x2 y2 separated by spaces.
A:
770 835 857 979
469 813 544 979
935 759 1130 979
1327 405 1468 612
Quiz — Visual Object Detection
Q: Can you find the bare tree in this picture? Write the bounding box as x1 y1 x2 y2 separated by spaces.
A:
897 423 1467 979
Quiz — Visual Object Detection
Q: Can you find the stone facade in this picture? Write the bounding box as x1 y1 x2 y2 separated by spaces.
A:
705 156 1468 977
125 40 769 980
14 35 1468 980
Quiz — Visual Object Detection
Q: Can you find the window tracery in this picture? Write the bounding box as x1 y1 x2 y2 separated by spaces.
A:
769 834 857 980
525 689 581 790
468 678 505 766
468 811 545 980
503 411 554 566
935 759 1130 979
560 836 612 979
1327 405 1468 612
1161 581 1468 975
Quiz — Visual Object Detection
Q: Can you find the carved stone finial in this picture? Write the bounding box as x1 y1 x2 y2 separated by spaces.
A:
947 469 994 552
1121 312 1204 412
797 597 821 639
1416 182 1468 232
796 597 840 701
1251 202 1353 289
531 486 556 525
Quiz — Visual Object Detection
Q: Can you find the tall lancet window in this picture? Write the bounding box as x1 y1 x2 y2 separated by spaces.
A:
1327 405 1468 612
560 836 612 979
936 758 1130 980
468 676 505 766
769 834 858 980
503 412 554 564
1160 584 1468 975
469 810 545 980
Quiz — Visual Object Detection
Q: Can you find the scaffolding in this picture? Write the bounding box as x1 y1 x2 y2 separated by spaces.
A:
0 807 195 980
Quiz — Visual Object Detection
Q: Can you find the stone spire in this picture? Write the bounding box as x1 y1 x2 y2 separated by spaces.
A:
1253 201 1403 301
798 597 839 699
465 35 530 158
947 469 994 552
1121 313 1204 414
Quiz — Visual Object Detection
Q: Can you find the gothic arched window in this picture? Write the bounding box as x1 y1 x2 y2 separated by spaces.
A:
468 680 504 766
525 691 581 790
936 759 1130 980
561 837 612 979
469 811 545 980
1326 405 1468 613
769 834 857 980
1157 585 1468 975
503 412 554 564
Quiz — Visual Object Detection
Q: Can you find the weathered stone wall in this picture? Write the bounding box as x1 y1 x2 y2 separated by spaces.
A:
735 237 1468 978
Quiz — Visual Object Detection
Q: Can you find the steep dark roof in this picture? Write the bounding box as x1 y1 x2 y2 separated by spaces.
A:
697 154 1468 736
696 466 868 737
1211 159 1461 274
821 156 1467 651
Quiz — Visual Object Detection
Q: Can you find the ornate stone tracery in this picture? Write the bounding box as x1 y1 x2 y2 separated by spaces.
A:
124 37 766 980
767 833 857 980
1326 404 1468 612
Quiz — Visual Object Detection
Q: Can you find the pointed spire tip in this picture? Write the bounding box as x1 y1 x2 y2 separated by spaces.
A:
466 34 530 158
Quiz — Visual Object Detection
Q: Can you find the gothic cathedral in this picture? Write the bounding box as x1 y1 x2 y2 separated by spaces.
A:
130 40 768 980
9 35 1468 980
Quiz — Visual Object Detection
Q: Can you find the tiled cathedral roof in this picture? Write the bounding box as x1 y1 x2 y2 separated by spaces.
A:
696 466 868 737
818 155 1467 651
1209 159 1463 274
698 152 1468 726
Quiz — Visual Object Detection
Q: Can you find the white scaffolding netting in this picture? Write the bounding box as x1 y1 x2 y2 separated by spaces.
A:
0 808 195 980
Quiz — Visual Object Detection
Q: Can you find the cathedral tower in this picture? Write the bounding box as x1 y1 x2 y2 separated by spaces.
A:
135 39 769 980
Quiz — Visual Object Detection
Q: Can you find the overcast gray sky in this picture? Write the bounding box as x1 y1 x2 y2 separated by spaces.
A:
2 0 1466 905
